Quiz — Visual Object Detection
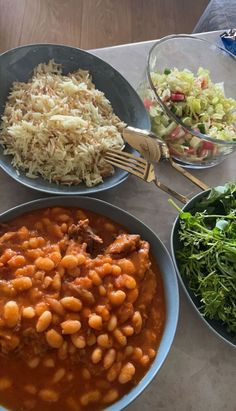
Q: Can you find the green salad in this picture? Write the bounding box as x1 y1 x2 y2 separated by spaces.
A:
144 68 236 161
172 182 236 333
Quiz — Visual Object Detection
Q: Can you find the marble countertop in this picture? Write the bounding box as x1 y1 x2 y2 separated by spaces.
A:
0 31 235 411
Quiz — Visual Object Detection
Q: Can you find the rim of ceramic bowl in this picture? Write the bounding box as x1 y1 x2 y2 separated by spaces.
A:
0 195 179 411
170 188 236 349
147 34 236 146
0 43 150 195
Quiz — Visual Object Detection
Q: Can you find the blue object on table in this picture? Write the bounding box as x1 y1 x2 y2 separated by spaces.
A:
220 29 236 55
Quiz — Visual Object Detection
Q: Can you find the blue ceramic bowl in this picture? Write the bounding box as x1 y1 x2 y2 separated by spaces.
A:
0 196 179 411
0 44 150 195
171 189 236 348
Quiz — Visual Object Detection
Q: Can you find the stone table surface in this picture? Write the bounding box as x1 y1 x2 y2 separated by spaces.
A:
0 31 235 411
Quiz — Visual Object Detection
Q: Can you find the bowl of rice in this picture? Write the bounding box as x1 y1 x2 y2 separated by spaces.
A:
0 44 149 194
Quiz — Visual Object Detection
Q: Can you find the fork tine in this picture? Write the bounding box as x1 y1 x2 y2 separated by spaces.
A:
104 154 146 174
105 158 145 179
106 149 147 165
105 156 146 174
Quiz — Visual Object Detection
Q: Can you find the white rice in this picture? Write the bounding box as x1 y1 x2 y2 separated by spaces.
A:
0 60 125 186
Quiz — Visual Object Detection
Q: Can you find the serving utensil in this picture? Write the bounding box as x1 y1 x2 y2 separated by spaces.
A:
105 126 209 203
105 149 188 203
122 126 209 191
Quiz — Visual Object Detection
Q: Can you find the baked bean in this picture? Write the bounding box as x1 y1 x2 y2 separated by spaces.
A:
58 341 68 360
51 273 61 290
118 362 135 384
47 298 65 316
126 288 139 303
118 259 135 274
91 347 103 364
113 329 127 346
67 373 74 382
140 355 150 366
124 345 134 357
8 255 26 268
24 384 37 394
106 362 121 382
61 320 81 334
35 257 55 271
4 301 19 327
61 223 68 233
103 388 119 404
77 254 86 265
52 368 66 383
122 325 134 336
88 314 102 330
82 368 91 380
71 334 86 349
80 390 101 406
43 275 52 289
36 310 52 332
104 222 115 232
132 347 143 360
95 305 110 321
123 274 136 289
68 343 76 354
65 312 80 321
148 348 156 359
103 348 116 369
101 263 112 275
17 226 29 241
22 306 35 319
112 265 122 276
97 333 112 349
86 332 96 347
38 388 59 402
0 377 12 390
61 297 82 312
98 285 106 296
12 276 32 292
43 358 55 368
61 255 78 269
35 302 48 316
89 270 102 286
29 237 40 248
27 357 40 369
107 314 118 332
109 290 126 306
26 249 44 260
132 311 143 333
46 329 63 348
49 251 61 265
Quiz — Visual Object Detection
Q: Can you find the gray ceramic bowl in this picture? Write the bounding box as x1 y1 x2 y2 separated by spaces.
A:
0 196 179 411
171 189 236 348
0 44 150 195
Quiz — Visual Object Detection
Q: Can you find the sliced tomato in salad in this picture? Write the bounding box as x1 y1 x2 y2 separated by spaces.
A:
143 97 153 110
170 92 185 101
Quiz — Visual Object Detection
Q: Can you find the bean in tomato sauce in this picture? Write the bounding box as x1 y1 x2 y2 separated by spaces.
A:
0 207 165 411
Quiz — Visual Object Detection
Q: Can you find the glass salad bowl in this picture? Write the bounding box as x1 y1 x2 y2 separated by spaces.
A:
138 35 236 168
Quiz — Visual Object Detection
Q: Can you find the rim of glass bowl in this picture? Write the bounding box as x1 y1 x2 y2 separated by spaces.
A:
147 34 236 147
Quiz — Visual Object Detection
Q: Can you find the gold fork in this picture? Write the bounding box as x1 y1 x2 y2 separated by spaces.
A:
104 149 190 204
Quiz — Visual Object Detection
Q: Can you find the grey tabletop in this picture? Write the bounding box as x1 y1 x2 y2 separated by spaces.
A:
1 31 236 411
